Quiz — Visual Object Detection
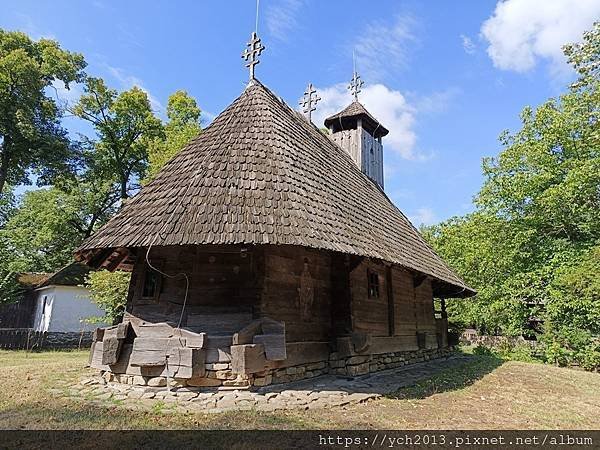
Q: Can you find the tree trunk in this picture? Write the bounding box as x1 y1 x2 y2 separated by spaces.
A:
120 177 128 200
0 145 9 195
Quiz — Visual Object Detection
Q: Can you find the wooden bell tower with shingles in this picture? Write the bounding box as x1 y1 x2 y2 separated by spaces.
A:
324 72 389 190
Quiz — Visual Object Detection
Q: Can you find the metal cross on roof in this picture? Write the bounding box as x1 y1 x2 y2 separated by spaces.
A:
348 71 364 101
242 32 265 80
299 83 321 122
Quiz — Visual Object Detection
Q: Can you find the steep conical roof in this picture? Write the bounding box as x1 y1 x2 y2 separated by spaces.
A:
76 80 473 297
324 101 389 137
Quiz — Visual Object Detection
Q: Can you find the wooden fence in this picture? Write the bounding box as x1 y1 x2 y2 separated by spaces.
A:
0 328 93 350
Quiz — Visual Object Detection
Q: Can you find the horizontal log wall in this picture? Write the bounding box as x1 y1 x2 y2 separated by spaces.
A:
127 245 261 333
391 267 417 336
350 260 389 337
391 267 437 348
260 246 332 342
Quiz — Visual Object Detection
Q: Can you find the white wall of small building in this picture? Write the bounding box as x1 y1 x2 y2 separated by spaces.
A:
32 285 108 332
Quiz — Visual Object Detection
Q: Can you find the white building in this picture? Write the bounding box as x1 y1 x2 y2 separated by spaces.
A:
31 263 108 332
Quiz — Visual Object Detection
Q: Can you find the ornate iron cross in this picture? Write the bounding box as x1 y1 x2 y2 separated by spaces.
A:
348 71 364 101
242 32 265 80
299 83 321 121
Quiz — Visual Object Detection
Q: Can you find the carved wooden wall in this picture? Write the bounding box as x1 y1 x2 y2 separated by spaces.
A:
260 245 332 342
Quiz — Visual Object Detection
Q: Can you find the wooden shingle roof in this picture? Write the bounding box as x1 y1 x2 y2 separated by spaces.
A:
76 80 474 297
39 262 91 288
324 101 389 137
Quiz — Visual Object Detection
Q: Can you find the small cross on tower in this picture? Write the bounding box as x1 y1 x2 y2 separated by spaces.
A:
348 71 364 101
242 32 265 80
299 83 321 122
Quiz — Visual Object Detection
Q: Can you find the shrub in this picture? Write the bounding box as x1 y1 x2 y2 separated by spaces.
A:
473 345 496 357
85 270 131 324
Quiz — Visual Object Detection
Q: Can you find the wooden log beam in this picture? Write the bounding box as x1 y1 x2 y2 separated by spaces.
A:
232 319 262 345
254 334 286 361
231 343 267 374
100 322 129 365
129 337 170 367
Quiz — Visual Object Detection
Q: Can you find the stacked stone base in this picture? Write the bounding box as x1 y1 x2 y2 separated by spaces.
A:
100 347 454 390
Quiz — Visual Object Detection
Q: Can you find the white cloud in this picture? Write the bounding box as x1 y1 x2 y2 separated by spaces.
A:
265 0 305 42
105 65 164 114
409 207 437 227
313 83 418 159
460 34 476 55
313 83 457 160
481 0 600 74
354 14 418 82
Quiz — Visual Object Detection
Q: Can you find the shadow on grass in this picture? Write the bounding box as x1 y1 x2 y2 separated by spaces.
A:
385 351 505 400
0 396 314 431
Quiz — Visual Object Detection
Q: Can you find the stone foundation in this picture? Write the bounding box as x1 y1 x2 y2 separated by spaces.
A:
100 347 455 389
0 328 93 350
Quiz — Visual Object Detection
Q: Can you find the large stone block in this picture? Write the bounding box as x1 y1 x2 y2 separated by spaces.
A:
346 362 370 376
147 377 167 387
187 377 222 387
346 356 370 365
253 374 272 387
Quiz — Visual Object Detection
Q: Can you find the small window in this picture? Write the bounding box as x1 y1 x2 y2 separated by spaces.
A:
142 268 160 299
368 270 380 299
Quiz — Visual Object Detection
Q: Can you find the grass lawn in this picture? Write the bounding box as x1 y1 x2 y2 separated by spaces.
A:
0 349 599 430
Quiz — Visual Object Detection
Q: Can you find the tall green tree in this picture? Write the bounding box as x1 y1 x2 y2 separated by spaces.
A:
146 90 201 181
71 77 163 199
424 22 600 367
0 29 86 194
0 183 117 272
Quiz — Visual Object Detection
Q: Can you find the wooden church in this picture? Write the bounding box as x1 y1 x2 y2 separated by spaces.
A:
76 32 474 389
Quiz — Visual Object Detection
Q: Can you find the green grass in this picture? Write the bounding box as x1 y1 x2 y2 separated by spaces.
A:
388 353 503 400
1 349 599 430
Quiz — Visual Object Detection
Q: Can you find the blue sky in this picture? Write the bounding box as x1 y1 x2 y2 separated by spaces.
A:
2 0 599 225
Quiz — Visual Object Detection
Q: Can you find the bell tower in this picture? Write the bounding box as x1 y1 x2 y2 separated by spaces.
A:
324 72 388 189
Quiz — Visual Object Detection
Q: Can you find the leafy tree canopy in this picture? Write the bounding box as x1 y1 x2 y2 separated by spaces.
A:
146 90 201 181
70 77 164 199
0 187 103 272
0 29 86 194
424 23 600 369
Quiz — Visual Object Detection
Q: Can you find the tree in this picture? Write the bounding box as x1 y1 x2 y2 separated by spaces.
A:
424 22 600 364
0 185 116 272
0 29 86 194
564 21 599 90
422 213 533 336
0 270 23 304
0 187 14 226
71 77 163 199
146 90 201 181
